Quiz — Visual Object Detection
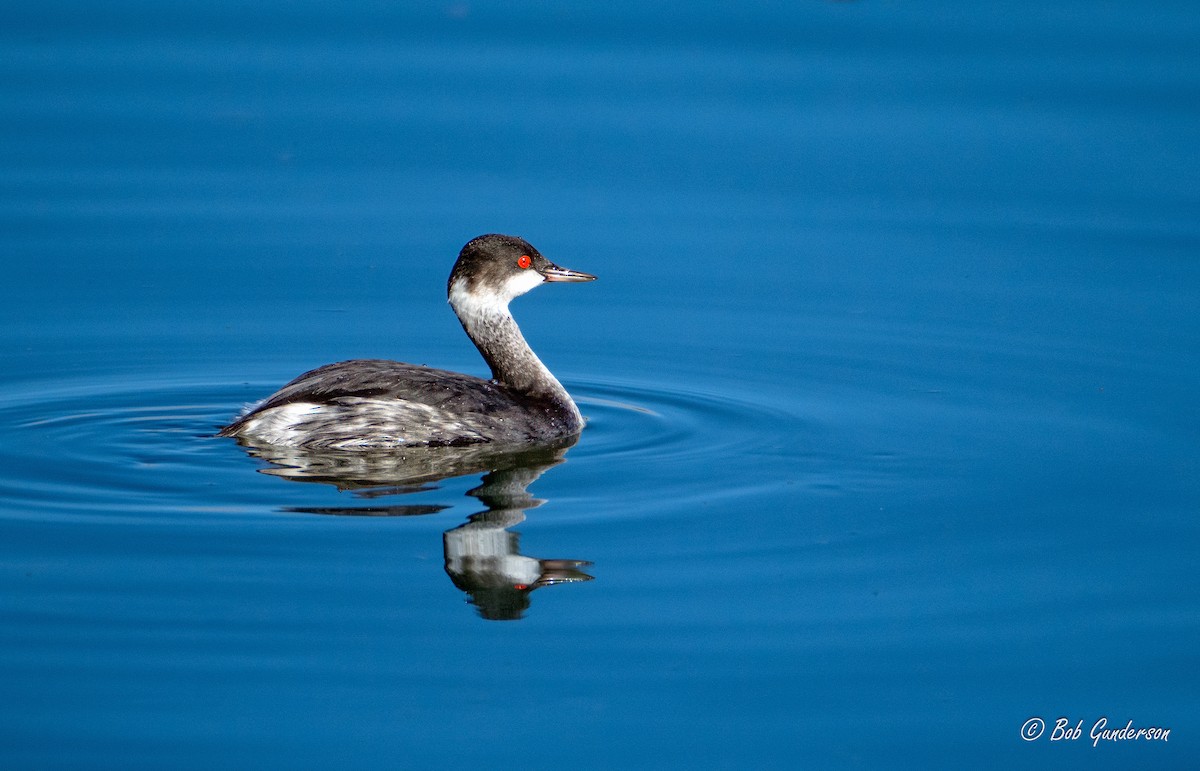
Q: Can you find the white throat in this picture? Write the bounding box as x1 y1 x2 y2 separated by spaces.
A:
449 271 543 320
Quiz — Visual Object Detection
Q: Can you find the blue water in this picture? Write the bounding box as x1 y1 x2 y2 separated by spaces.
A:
3 2 1198 768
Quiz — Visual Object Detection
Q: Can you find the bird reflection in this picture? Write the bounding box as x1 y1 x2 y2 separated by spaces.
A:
443 461 592 620
231 435 593 620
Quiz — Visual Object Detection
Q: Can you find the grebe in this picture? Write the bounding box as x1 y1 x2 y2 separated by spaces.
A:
219 234 596 450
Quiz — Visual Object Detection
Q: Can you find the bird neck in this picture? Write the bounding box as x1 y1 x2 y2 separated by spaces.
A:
449 283 576 409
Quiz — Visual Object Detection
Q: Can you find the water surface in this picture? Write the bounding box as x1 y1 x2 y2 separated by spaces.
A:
2 2 1198 768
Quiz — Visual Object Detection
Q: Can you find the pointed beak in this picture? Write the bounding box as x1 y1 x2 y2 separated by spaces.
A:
540 263 597 283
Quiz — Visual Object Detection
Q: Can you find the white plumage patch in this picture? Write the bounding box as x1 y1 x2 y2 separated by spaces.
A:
448 270 543 323
503 268 546 299
237 402 323 446
234 398 494 449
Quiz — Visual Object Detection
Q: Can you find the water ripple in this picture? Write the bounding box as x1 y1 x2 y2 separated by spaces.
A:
575 377 811 462
0 374 808 523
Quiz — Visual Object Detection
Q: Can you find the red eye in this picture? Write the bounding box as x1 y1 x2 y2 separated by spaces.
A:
517 254 532 269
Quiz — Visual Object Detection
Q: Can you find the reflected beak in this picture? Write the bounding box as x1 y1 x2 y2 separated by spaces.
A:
540 263 597 283
534 559 595 586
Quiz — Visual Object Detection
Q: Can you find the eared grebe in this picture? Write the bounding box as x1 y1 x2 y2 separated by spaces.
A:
219 234 595 450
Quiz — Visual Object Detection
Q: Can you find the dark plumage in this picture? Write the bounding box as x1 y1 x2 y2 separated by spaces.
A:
219 234 595 450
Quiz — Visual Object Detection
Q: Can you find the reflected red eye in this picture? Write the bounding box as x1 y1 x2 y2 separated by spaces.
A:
517 254 532 269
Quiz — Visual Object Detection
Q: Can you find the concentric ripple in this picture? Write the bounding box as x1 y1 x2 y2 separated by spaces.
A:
0 380 252 522
572 377 815 465
0 374 811 524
